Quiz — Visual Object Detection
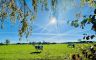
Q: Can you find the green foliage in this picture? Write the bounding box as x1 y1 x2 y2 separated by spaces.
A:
0 0 96 41
70 9 96 40
32 0 37 13
71 20 79 28
0 0 52 40
81 0 96 7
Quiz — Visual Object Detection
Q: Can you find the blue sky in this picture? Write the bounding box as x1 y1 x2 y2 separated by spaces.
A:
0 0 96 43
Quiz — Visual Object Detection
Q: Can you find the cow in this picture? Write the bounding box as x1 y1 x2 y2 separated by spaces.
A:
30 45 43 54
35 45 43 51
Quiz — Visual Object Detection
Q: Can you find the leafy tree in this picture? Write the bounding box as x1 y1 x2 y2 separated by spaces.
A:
5 39 10 45
0 0 96 40
0 0 58 40
0 42 3 45
71 9 96 40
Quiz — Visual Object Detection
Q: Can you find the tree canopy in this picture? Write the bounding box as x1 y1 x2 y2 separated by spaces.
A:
0 0 96 40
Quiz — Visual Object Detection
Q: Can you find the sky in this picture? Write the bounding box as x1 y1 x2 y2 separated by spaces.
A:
0 0 96 43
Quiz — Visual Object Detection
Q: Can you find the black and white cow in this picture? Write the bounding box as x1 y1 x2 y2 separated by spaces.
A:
35 45 43 50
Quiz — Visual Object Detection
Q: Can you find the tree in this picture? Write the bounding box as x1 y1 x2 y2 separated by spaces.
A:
0 0 57 40
71 9 96 40
0 42 3 45
0 0 96 40
68 0 96 40
5 39 10 45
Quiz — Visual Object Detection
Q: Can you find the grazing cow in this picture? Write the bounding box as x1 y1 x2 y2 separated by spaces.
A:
30 45 43 54
35 45 43 50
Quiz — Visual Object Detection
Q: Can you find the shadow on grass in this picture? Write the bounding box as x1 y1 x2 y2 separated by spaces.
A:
30 51 41 54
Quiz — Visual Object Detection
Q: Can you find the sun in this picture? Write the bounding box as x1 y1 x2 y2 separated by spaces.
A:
49 17 57 25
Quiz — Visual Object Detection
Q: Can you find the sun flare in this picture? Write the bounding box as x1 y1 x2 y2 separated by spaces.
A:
49 17 57 25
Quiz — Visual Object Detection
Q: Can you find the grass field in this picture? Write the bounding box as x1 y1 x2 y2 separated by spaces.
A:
0 43 92 60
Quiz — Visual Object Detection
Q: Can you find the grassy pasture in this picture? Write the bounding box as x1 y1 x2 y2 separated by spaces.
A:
0 43 92 60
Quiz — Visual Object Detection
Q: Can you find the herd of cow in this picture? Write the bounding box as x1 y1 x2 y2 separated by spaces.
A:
34 43 75 51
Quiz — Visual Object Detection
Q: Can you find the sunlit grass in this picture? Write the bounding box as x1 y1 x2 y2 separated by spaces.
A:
0 43 92 60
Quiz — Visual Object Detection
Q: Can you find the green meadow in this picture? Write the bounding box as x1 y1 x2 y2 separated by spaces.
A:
0 43 92 60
